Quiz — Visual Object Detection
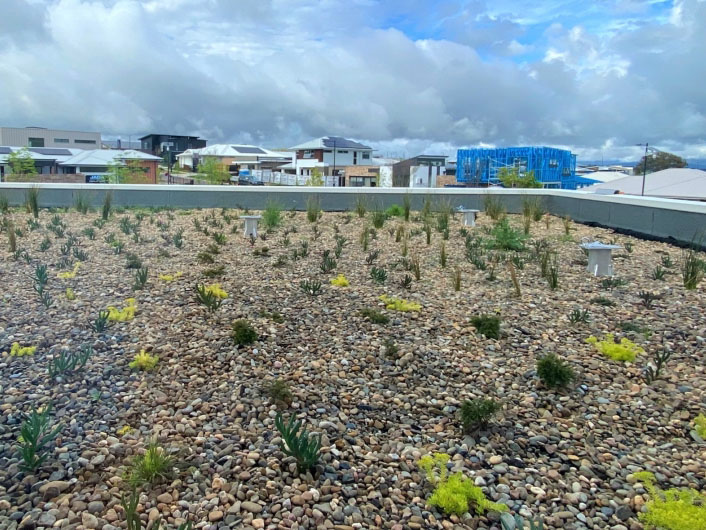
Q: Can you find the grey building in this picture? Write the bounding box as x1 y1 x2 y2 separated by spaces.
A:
0 126 101 149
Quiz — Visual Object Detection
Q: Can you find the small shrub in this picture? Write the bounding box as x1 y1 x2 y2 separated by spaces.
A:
196 251 215 264
360 308 389 324
470 314 500 339
586 334 645 362
591 296 615 307
232 319 257 345
459 398 501 433
365 249 380 265
129 349 159 371
383 339 399 358
487 218 526 251
125 441 174 487
561 215 572 235
536 353 575 388
18 403 63 472
601 277 626 290
263 201 282 228
265 379 293 406
125 253 143 269
202 265 225 278
385 204 404 218
275 412 322 474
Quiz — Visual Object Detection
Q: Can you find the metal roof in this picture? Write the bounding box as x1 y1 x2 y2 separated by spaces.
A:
29 148 73 156
177 144 290 159
59 149 162 166
290 136 372 151
583 168 706 199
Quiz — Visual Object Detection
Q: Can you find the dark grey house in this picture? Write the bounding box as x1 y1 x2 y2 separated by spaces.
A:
139 134 207 165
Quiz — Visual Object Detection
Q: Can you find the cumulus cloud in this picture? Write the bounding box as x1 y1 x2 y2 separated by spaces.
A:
0 0 703 161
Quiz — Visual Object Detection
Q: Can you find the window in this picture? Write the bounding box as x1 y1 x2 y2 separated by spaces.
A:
54 138 69 143
74 139 97 145
549 159 558 168
28 137 45 147
337 150 348 154
79 166 108 173
362 153 370 160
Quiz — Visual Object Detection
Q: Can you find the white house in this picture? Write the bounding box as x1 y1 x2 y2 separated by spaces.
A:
288 136 373 181
177 144 292 173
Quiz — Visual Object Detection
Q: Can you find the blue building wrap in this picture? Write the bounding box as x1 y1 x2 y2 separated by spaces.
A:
456 146 577 189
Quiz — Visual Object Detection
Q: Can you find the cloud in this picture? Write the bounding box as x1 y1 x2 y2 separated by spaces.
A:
0 0 703 162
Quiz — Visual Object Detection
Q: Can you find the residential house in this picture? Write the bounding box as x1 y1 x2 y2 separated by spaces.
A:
0 146 81 181
0 126 101 149
139 134 207 165
392 155 448 188
288 136 373 185
58 150 162 183
177 144 292 174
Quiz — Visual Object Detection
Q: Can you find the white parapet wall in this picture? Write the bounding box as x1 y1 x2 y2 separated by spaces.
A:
1 183 705 245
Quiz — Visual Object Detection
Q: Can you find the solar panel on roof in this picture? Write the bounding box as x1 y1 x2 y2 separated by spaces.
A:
29 148 72 156
232 146 266 154
322 137 370 149
0 147 11 154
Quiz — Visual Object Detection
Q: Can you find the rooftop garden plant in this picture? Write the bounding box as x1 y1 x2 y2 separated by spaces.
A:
459 398 501 432
633 471 706 530
107 298 137 321
129 350 159 371
418 453 507 517
379 295 420 312
330 274 349 287
586 334 644 362
7 342 37 357
470 314 501 339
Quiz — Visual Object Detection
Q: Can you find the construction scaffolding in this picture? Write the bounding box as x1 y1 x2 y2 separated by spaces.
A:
456 146 577 189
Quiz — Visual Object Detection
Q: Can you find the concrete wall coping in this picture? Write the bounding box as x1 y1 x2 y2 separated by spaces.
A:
2 182 705 214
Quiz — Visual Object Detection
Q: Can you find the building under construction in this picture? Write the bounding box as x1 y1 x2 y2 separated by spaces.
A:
456 146 577 189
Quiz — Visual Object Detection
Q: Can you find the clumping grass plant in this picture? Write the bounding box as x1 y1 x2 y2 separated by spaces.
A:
18 403 63 472
125 441 174 487
275 412 322 474
459 398 501 432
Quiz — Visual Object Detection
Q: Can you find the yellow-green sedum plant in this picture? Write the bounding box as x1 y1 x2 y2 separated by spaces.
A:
330 274 350 287
418 453 507 517
633 471 706 530
129 349 158 371
107 298 137 321
7 343 37 357
694 414 706 439
585 334 644 362
379 295 421 312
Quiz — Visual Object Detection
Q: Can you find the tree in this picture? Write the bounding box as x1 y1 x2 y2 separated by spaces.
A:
634 151 687 175
198 157 230 185
306 167 324 186
497 167 542 188
7 148 37 181
105 160 149 184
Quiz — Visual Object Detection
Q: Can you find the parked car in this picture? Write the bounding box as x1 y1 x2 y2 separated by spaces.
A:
237 175 264 185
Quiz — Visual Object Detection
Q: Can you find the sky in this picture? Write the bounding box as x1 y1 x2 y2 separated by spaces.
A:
0 0 704 162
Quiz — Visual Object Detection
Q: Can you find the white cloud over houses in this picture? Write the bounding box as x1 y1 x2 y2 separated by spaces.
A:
0 0 704 162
